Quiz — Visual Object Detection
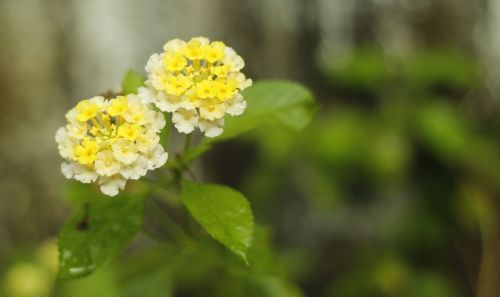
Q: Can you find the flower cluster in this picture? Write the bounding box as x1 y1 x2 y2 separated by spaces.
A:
56 37 253 196
55 95 168 196
139 37 252 137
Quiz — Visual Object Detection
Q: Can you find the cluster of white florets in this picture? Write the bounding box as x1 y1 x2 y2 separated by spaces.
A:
55 95 167 196
139 37 252 137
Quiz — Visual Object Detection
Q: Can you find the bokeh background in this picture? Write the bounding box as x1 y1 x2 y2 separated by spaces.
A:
2 0 500 296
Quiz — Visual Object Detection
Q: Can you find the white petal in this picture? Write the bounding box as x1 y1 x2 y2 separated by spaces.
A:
151 111 166 131
138 87 154 104
163 39 186 52
73 164 98 183
172 109 198 134
58 142 74 159
224 47 245 71
145 53 163 73
88 96 106 109
121 156 149 180
55 127 67 143
60 162 74 179
112 140 139 165
65 108 78 123
241 78 253 90
99 176 127 197
94 151 121 176
225 94 247 116
199 102 225 121
198 118 224 138
147 144 168 170
179 97 200 110
151 75 165 92
163 95 184 113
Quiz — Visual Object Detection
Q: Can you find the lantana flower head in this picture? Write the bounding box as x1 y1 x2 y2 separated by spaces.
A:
139 37 253 137
55 95 168 196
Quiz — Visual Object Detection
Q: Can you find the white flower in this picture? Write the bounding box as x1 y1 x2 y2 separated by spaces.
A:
135 130 159 153
224 47 245 72
172 108 198 134
60 162 74 179
163 38 186 52
146 144 168 170
56 128 76 159
55 94 169 196
98 176 127 197
120 156 148 180
145 53 162 73
73 164 99 183
140 37 252 138
112 139 139 165
225 94 247 116
198 118 224 138
199 99 226 121
94 151 121 176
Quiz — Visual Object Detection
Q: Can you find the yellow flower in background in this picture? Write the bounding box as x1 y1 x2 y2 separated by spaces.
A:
139 37 253 138
55 95 168 196
4 263 51 297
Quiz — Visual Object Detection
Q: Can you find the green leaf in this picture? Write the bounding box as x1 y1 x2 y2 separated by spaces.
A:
58 188 145 279
180 181 254 264
216 80 315 141
121 69 146 95
59 266 120 297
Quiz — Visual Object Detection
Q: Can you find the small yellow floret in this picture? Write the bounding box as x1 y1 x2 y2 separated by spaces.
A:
163 52 187 72
76 100 99 122
163 74 192 96
184 40 204 60
204 41 225 63
196 80 217 99
74 138 98 164
215 80 237 101
108 96 128 116
213 65 230 78
118 123 140 141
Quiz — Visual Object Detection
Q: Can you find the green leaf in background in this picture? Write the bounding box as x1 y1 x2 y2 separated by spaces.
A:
403 50 477 91
58 188 145 279
121 69 146 95
180 181 254 264
416 101 469 160
320 48 388 93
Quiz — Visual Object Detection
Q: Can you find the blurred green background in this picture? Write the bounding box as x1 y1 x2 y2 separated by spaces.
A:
1 0 500 296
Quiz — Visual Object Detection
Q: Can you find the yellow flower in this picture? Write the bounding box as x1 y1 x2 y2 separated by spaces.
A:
141 37 253 138
164 52 187 72
55 95 168 196
213 65 230 78
75 100 101 122
196 79 217 99
73 139 98 165
215 80 237 101
184 39 205 60
107 96 128 116
204 41 225 63
162 74 192 96
117 123 141 141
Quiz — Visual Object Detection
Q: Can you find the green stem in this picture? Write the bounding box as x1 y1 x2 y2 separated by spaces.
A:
160 113 172 149
183 133 192 152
